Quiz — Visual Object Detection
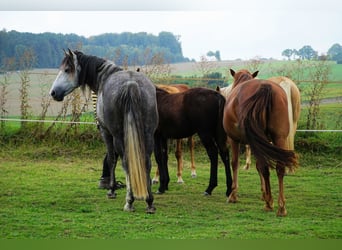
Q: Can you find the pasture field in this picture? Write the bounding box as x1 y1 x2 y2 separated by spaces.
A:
0 141 341 239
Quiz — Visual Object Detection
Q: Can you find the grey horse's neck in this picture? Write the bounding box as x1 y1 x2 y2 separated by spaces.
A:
96 61 123 93
75 51 123 94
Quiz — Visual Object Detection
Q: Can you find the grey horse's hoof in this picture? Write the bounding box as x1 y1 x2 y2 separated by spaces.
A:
107 190 117 199
123 203 135 212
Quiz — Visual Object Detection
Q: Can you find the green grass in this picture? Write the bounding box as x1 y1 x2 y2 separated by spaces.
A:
0 142 341 239
1 60 341 239
298 103 342 131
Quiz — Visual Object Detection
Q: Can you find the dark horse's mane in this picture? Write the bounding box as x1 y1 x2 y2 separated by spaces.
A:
73 51 122 92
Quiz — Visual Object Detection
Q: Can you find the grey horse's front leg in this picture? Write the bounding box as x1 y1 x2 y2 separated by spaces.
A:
100 128 117 199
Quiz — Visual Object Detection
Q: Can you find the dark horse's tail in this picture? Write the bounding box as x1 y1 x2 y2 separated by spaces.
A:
239 84 297 171
118 81 148 199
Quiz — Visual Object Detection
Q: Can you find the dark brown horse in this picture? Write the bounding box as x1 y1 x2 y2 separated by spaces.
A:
155 87 232 197
153 84 196 184
223 69 298 216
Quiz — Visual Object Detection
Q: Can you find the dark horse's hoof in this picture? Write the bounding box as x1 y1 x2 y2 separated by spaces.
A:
98 177 110 189
155 189 165 194
203 191 211 196
99 178 126 190
146 206 156 214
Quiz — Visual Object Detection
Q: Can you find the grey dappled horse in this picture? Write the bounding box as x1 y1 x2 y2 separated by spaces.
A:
50 49 158 213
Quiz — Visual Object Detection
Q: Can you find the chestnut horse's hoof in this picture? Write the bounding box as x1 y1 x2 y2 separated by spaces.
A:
277 207 287 217
177 178 184 184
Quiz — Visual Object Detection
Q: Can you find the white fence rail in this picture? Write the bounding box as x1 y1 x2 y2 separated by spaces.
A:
1 118 341 132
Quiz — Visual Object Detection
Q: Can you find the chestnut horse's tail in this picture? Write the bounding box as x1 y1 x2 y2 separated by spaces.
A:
239 84 297 171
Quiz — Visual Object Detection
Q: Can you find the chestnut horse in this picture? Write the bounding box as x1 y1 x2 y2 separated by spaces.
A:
223 69 298 216
218 75 301 170
153 84 196 184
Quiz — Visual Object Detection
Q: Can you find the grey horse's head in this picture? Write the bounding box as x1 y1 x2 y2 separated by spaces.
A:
49 49 80 101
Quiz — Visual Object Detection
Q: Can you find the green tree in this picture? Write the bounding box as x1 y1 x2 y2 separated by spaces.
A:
327 43 342 63
282 49 293 60
0 30 188 68
297 45 318 60
206 50 221 61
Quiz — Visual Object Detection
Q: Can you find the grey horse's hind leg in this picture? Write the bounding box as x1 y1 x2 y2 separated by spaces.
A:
145 164 156 214
123 176 135 212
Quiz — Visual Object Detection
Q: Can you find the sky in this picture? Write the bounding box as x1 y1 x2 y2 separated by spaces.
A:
1 0 341 61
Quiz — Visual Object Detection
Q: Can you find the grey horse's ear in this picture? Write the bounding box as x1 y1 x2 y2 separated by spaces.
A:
63 48 67 55
68 48 73 57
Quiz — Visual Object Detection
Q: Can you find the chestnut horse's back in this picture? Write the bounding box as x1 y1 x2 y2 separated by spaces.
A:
224 79 297 170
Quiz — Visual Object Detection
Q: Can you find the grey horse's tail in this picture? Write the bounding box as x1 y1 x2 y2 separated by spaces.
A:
119 81 148 199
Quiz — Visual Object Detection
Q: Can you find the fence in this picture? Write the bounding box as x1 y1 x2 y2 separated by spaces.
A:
1 70 341 133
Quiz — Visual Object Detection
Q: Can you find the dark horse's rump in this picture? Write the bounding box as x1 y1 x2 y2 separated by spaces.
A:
154 87 232 196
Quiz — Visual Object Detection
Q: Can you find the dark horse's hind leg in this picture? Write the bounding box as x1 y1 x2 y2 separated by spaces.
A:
216 135 232 197
154 134 170 194
199 134 219 195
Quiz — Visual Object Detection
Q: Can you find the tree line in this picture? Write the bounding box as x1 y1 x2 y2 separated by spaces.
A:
282 43 342 63
0 30 190 70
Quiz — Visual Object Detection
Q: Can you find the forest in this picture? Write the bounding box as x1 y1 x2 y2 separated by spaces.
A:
0 30 190 70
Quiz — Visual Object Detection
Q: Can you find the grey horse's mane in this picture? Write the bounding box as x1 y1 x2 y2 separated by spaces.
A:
74 51 123 93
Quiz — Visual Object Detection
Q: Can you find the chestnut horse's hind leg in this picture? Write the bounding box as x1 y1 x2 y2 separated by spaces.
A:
256 160 274 212
188 136 197 178
243 145 252 170
276 164 287 216
152 167 160 184
228 139 239 203
175 139 184 183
